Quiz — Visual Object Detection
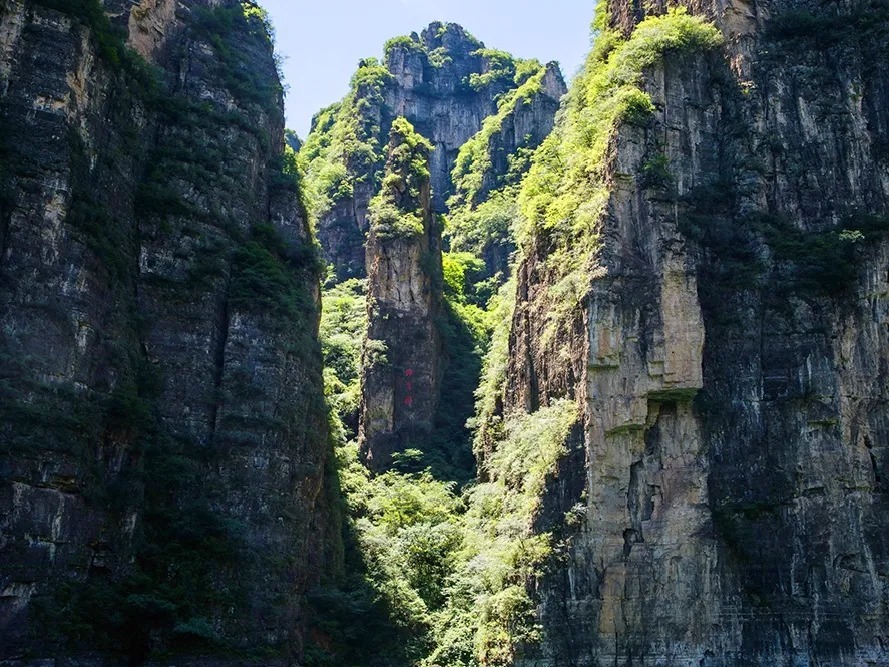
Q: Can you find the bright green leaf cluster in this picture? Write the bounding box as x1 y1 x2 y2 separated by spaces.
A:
321 278 367 430
452 63 549 211
300 61 393 222
517 6 722 344
520 7 722 241
369 117 434 240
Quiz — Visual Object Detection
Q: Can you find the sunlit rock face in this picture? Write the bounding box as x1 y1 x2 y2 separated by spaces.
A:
0 1 334 662
359 121 445 472
304 21 566 281
504 0 889 664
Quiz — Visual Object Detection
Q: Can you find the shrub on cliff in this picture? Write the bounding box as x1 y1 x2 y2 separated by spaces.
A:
321 278 367 433
517 6 722 344
299 60 391 223
368 117 434 240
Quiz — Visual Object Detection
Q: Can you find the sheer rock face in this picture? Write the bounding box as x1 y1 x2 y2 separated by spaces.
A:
359 128 444 472
382 25 561 213
311 22 566 281
0 0 332 661
507 1 889 665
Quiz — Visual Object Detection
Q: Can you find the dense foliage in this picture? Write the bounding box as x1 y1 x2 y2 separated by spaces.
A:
321 278 367 435
450 61 549 212
444 59 553 269
311 124 580 665
369 117 434 239
299 59 392 222
303 8 730 666
516 7 723 343
308 396 579 667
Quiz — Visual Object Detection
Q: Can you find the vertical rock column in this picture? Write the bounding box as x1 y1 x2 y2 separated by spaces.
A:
359 117 443 471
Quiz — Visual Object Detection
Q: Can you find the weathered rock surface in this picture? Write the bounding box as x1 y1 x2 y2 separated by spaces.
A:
0 0 332 662
304 22 565 281
359 120 444 471
505 0 889 664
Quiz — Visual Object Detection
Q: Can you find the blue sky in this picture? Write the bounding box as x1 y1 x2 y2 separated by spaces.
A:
261 0 596 137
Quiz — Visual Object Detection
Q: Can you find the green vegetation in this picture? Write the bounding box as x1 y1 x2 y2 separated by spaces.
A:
17 2 325 660
231 222 320 320
451 62 549 212
520 7 722 236
452 398 579 663
299 27 544 250
308 393 578 666
385 35 425 59
304 23 589 665
753 213 885 296
469 279 516 464
31 0 158 94
468 49 520 90
765 0 889 54
191 3 283 115
369 117 434 239
308 14 726 660
313 127 579 661
446 58 559 280
443 251 491 308
515 7 722 343
67 194 132 285
322 278 367 435
321 250 491 483
640 152 674 190
446 191 518 277
300 59 392 224
428 256 493 480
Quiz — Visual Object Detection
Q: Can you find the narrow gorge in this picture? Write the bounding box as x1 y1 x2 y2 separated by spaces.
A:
1 0 888 666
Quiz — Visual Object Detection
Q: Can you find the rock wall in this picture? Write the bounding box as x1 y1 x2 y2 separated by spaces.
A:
382 26 562 215
0 1 333 662
359 119 444 472
304 22 565 281
506 0 889 664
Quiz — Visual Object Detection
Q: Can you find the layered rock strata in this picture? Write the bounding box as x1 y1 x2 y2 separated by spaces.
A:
0 1 333 661
359 119 444 471
503 0 889 664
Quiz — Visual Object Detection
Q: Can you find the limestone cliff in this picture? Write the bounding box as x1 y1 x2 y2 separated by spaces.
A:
301 22 565 281
4 0 889 664
499 0 889 664
359 118 443 472
311 24 565 479
0 0 333 662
